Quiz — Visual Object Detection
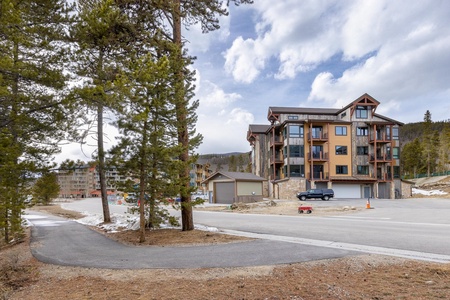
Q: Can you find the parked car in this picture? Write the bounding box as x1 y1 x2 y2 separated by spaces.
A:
296 189 334 201
191 192 209 202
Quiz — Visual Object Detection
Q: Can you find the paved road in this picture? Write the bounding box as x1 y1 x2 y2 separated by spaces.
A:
26 211 358 269
193 198 450 263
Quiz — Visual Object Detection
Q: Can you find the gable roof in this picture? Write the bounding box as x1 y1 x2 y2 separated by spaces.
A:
202 171 266 184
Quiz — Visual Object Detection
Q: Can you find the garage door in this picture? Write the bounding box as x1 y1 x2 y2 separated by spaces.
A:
215 182 235 204
332 184 361 198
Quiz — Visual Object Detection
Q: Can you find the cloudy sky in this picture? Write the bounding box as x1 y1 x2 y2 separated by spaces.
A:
57 0 450 163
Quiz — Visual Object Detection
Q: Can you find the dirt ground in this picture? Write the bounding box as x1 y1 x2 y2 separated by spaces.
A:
1 201 450 299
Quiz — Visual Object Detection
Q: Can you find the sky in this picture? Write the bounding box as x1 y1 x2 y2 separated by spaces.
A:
56 0 450 164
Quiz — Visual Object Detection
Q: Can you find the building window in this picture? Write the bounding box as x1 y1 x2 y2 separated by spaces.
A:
336 165 348 174
356 106 368 119
289 125 303 138
289 145 304 157
288 115 298 120
341 112 346 118
357 146 369 155
392 127 399 140
335 126 347 136
357 165 369 175
289 165 304 177
335 146 347 155
357 127 368 136
312 145 323 158
393 147 399 159
394 166 400 178
311 126 323 138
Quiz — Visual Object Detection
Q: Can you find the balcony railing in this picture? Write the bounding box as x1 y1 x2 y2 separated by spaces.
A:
307 172 329 181
307 151 329 162
270 136 284 147
369 154 393 162
307 132 328 142
369 133 392 143
370 172 393 181
270 154 284 164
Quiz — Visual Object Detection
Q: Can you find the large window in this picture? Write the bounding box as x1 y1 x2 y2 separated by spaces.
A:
357 146 369 155
289 165 304 177
311 126 322 138
312 145 323 158
289 145 304 157
356 106 368 119
289 125 303 138
392 127 399 140
335 145 347 155
394 166 400 178
393 147 400 159
336 165 348 174
335 126 347 136
357 165 369 175
357 127 368 136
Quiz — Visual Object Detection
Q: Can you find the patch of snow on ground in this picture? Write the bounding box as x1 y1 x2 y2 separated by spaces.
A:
74 205 219 233
412 188 447 195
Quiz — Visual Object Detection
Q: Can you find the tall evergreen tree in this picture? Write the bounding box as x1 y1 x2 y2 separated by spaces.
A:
32 172 60 205
421 110 439 176
0 0 75 242
111 53 181 242
148 0 253 231
401 138 426 177
71 0 138 223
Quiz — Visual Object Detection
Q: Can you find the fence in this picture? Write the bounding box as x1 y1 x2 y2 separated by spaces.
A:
402 171 450 179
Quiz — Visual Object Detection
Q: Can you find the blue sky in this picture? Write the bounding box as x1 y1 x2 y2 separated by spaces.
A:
57 0 450 163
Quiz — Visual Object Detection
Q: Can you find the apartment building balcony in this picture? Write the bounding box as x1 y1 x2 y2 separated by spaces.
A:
270 154 284 165
370 172 393 181
307 172 329 181
307 132 328 143
369 154 393 163
307 151 329 162
369 133 392 144
270 136 284 147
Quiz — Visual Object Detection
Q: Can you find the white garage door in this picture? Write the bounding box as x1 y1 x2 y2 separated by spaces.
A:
332 184 361 198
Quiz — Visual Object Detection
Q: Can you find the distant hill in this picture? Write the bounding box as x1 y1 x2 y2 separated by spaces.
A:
197 152 251 173
401 121 450 145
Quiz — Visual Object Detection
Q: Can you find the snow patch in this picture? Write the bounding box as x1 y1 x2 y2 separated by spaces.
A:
412 188 447 196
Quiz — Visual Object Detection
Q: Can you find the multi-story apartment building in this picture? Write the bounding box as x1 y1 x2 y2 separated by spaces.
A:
57 164 128 198
247 94 403 200
190 158 213 193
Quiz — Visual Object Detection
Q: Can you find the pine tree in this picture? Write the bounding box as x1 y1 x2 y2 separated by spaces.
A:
228 155 237 172
422 110 434 177
111 51 183 242
32 173 60 205
0 0 75 242
70 0 139 223
146 0 253 231
437 123 450 172
401 138 426 178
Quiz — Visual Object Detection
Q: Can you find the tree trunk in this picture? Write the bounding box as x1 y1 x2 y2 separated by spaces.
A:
97 101 111 223
172 0 193 231
139 120 149 242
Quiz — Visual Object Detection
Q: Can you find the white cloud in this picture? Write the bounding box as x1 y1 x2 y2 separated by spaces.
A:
197 80 242 109
194 80 253 154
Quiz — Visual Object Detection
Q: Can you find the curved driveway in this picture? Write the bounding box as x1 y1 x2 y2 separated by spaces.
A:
26 211 358 269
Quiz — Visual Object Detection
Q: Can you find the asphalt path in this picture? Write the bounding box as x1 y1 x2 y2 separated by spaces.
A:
26 211 358 269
